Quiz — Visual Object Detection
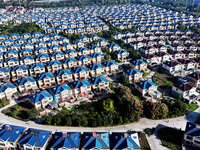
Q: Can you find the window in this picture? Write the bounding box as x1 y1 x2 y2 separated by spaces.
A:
186 135 192 140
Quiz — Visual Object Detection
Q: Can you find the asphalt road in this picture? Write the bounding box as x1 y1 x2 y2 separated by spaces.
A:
0 100 200 150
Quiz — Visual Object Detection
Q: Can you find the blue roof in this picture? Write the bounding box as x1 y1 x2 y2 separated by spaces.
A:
50 84 72 95
0 125 26 142
15 76 36 86
12 65 28 72
21 55 34 60
35 47 47 52
75 55 91 61
88 53 103 58
46 60 62 66
76 47 89 52
5 50 18 55
89 76 108 85
115 50 129 55
36 54 49 59
135 81 157 89
61 58 77 64
86 63 104 71
20 49 33 53
82 132 109 149
112 133 141 149
71 79 91 89
51 132 80 149
29 90 52 103
71 66 89 74
101 61 118 67
123 69 142 76
0 83 16 92
54 69 72 77
130 60 147 66
29 63 45 69
36 72 55 80
18 128 51 147
64 49 77 55
0 67 9 73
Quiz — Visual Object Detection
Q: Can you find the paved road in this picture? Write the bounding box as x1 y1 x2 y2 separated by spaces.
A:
0 100 200 150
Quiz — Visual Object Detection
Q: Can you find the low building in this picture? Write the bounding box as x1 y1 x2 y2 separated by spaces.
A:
134 80 161 99
101 61 118 74
186 72 200 87
0 124 26 150
29 90 54 110
171 82 200 103
51 132 80 150
130 60 148 72
36 72 56 88
82 132 109 150
123 69 143 83
71 66 89 81
162 60 182 76
89 76 109 91
112 132 141 150
54 69 73 84
18 128 52 150
183 122 200 149
87 63 105 77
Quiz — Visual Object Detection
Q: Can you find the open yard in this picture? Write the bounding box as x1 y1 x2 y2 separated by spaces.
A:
186 102 199 111
0 98 9 108
152 68 178 89
157 127 184 150
3 101 33 121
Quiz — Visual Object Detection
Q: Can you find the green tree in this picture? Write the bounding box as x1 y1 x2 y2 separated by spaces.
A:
104 55 111 60
102 99 115 113
177 23 186 31
27 108 40 120
118 116 123 124
43 115 52 125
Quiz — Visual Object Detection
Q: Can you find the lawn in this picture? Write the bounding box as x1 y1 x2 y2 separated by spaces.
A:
0 98 9 108
186 102 199 111
157 127 184 150
152 67 178 89
2 101 33 121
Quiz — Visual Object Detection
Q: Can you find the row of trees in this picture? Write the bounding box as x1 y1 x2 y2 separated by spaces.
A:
43 85 143 127
0 22 44 36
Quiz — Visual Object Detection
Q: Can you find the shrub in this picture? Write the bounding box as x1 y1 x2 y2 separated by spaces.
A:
143 128 153 137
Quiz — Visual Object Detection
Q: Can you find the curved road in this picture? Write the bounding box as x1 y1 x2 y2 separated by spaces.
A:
0 100 200 150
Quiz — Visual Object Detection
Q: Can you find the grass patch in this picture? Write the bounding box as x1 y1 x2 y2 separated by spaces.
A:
0 98 9 108
186 102 199 111
2 101 33 121
157 127 184 150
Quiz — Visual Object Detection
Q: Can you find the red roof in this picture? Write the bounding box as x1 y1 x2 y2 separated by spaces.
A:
163 60 180 67
174 83 194 91
187 73 200 80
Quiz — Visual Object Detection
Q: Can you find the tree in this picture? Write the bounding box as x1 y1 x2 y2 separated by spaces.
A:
102 98 115 113
104 47 109 53
81 116 88 127
53 116 61 125
118 116 123 124
43 115 52 125
92 40 98 45
177 23 186 31
104 55 111 60
122 77 130 84
27 108 40 120
143 101 169 119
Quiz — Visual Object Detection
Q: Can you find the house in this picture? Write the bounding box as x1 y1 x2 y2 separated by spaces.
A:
130 60 148 72
19 49 33 57
88 53 104 64
51 132 80 150
36 72 56 88
177 59 196 72
154 52 170 63
71 66 89 81
114 50 130 62
108 43 121 52
76 47 90 56
50 52 65 61
186 72 200 87
29 90 54 110
82 132 109 150
54 69 73 84
49 84 75 103
36 54 50 63
101 61 118 74
139 46 156 55
97 39 108 47
134 80 162 98
15 76 38 94
75 55 91 66
61 58 78 69
112 132 141 150
0 67 10 82
142 54 159 66
46 60 63 73
89 76 109 91
183 122 200 148
0 124 26 150
63 49 78 58
0 82 18 99
20 55 35 65
35 47 48 55
11 65 29 81
5 50 18 58
48 45 61 53
29 63 46 76
89 45 102 54
168 50 183 59
162 60 182 76
171 82 200 103
86 63 105 77
18 128 52 150
182 50 197 59
123 69 143 83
